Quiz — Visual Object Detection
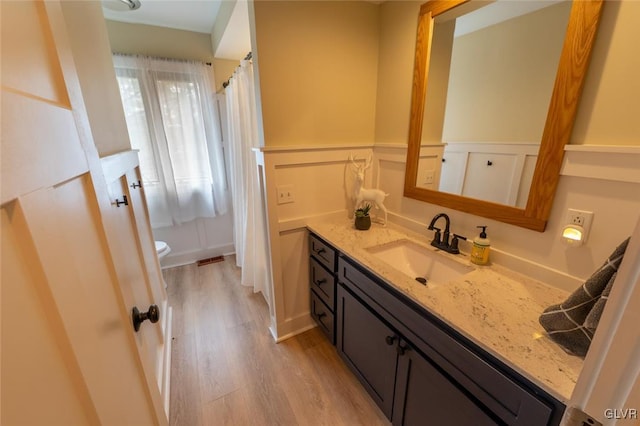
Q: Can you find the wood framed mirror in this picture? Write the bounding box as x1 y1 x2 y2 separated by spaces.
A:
404 0 604 231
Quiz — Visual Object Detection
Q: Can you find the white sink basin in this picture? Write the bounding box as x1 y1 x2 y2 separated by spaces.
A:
365 239 474 287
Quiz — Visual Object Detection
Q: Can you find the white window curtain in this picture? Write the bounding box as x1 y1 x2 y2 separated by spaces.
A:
113 54 228 228
225 60 271 304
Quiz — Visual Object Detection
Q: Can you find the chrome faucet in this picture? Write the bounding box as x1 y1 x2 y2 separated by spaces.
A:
428 213 466 254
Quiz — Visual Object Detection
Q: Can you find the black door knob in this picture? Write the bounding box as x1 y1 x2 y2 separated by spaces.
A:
132 305 159 332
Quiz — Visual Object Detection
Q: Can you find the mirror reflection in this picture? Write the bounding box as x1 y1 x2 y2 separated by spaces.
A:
416 1 571 208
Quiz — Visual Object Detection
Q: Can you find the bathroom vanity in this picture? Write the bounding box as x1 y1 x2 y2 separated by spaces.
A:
308 219 583 425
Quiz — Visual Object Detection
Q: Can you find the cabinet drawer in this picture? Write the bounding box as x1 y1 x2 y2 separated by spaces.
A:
310 257 336 310
309 234 336 272
311 290 335 344
339 257 558 426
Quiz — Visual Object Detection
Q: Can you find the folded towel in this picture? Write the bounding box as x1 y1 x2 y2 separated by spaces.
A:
539 237 630 357
584 271 616 334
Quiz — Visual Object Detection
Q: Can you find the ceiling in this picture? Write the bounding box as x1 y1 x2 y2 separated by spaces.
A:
454 0 564 37
102 0 223 34
101 0 251 60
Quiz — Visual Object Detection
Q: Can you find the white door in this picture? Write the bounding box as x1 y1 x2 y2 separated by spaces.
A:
1 1 167 424
564 216 640 425
100 162 171 402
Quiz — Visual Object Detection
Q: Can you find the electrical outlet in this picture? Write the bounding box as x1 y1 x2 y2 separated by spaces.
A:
568 209 591 226
566 208 594 241
277 184 295 204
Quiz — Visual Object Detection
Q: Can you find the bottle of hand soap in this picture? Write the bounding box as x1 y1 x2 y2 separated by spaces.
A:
471 226 490 265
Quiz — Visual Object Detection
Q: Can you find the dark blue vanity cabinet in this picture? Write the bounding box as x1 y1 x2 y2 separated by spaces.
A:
308 232 565 425
309 234 338 343
338 281 498 425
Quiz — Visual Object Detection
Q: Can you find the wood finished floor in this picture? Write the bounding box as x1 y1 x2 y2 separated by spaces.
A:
164 256 389 426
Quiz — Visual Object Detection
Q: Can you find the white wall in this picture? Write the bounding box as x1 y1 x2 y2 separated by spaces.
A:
256 1 640 341
258 146 373 339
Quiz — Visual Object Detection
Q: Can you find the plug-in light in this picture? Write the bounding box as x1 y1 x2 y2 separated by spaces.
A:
562 224 585 247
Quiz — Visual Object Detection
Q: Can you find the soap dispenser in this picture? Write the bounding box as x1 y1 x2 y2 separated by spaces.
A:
471 226 490 265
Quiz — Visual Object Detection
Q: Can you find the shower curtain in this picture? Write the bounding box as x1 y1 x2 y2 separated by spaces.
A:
225 60 271 305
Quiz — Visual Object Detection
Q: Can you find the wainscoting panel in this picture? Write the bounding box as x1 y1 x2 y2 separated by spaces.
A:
373 143 640 293
440 142 539 208
260 143 640 340
562 145 640 183
259 145 374 340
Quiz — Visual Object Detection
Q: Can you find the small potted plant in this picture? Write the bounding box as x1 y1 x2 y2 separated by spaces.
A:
354 203 372 230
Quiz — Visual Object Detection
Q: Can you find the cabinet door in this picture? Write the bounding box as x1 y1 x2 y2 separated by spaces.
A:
393 344 499 426
337 283 398 418
439 151 467 195
461 153 517 204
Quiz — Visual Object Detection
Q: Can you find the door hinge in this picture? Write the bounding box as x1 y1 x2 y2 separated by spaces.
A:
113 195 128 207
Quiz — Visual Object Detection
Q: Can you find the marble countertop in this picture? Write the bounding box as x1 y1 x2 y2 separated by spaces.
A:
307 217 583 403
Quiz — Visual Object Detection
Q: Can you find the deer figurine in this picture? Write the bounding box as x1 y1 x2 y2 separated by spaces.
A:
349 154 389 225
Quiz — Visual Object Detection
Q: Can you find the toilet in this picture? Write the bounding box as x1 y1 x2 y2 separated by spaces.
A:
155 241 170 289
155 240 171 261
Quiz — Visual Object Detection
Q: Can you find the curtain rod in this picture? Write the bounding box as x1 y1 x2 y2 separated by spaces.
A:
221 52 252 89
113 52 213 67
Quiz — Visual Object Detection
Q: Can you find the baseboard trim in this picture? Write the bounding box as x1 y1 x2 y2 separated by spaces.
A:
160 243 235 268
271 312 316 342
161 305 173 419
274 323 318 343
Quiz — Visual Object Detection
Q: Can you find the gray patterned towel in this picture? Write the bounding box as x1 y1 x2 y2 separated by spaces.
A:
584 271 616 334
539 237 630 357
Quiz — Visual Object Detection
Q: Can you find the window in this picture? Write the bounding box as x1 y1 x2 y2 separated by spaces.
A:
114 54 227 228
